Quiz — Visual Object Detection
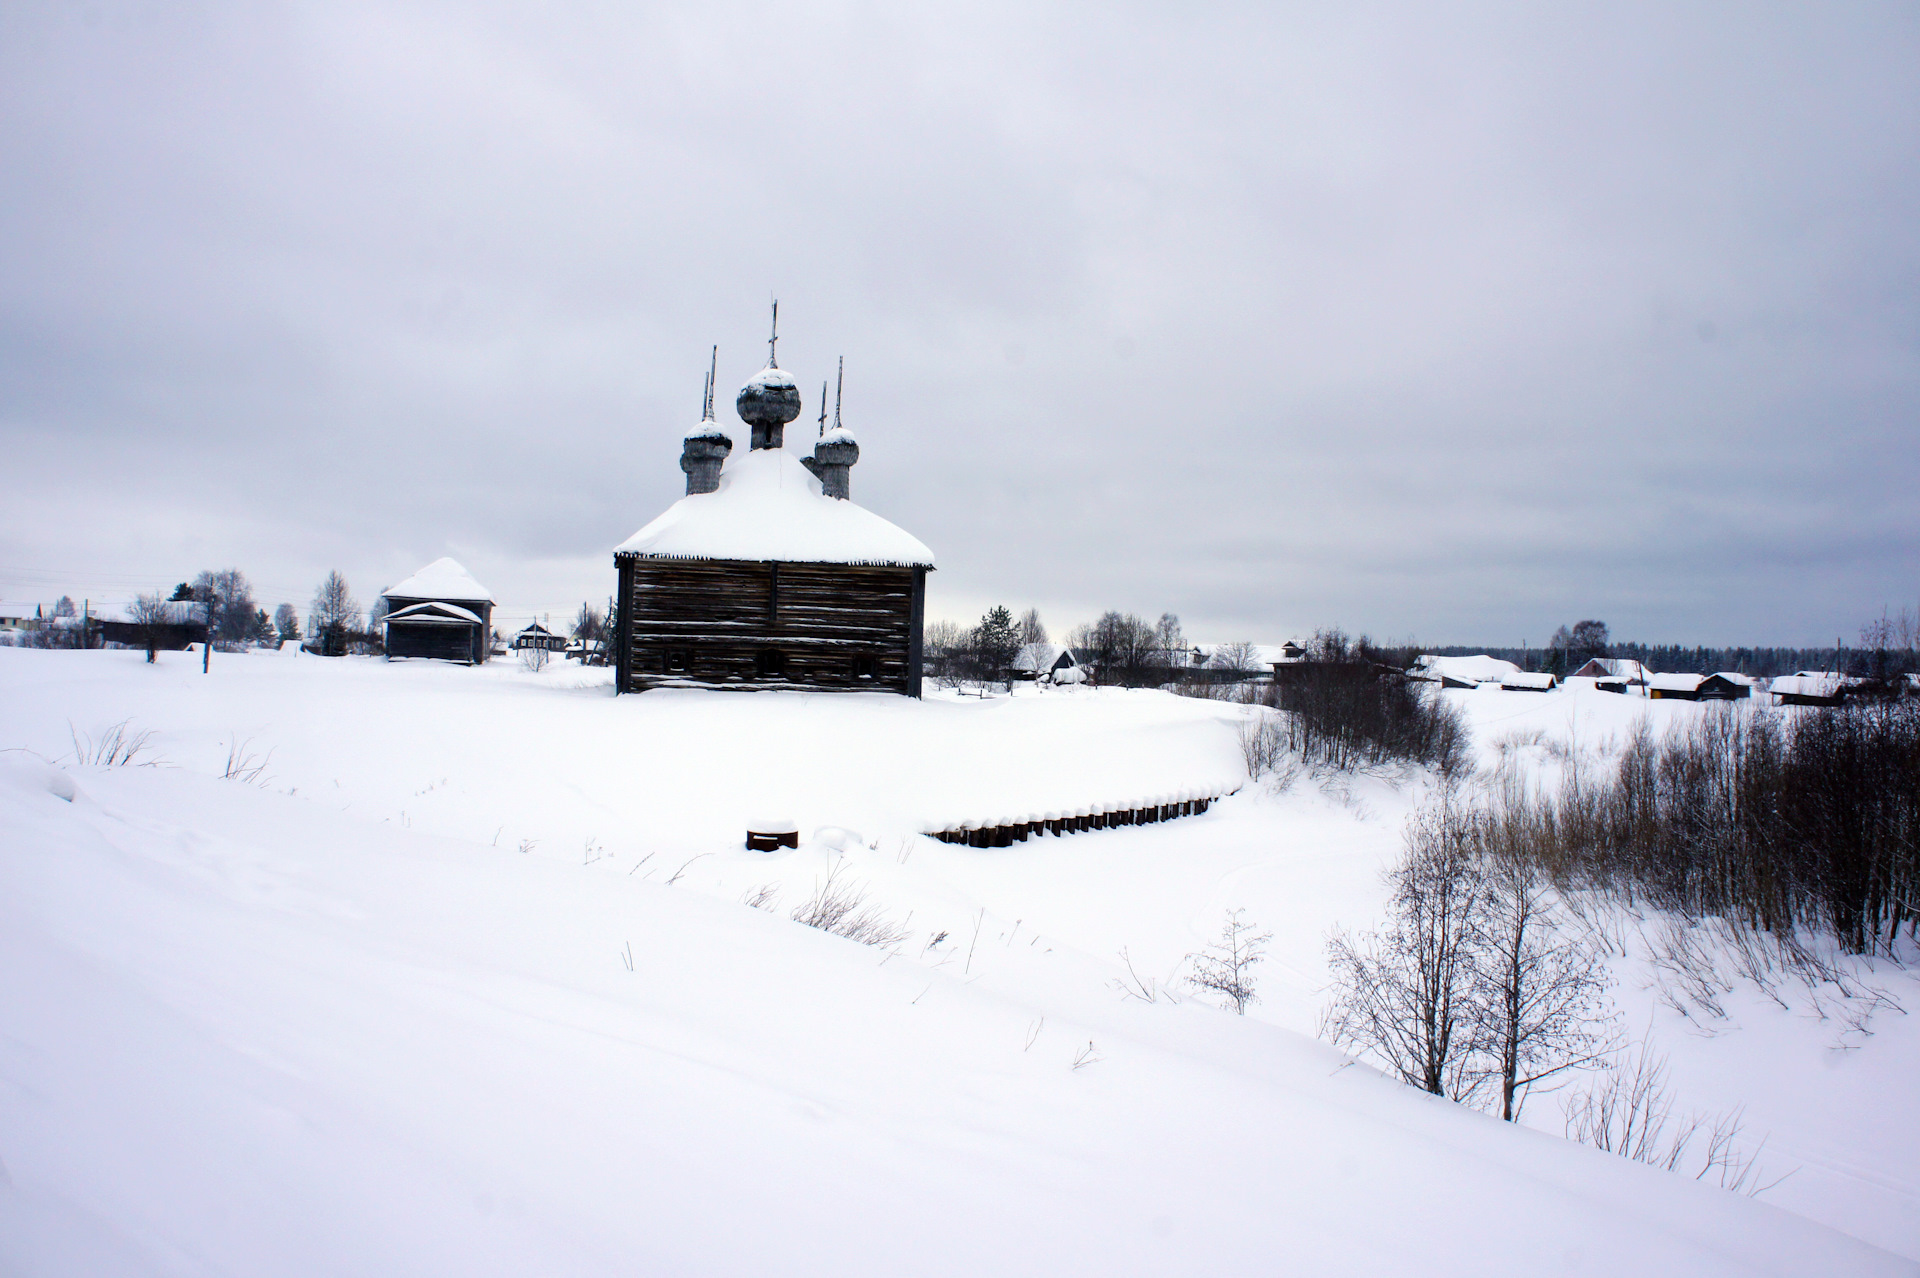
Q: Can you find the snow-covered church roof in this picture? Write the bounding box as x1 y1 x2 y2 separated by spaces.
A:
615 448 934 567
383 557 494 603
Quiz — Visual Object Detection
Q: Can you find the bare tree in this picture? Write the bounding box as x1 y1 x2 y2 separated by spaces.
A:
273 602 301 642
1155 612 1185 667
1071 611 1158 686
52 595 76 618
192 568 258 646
1186 908 1271 1013
309 570 358 657
1323 801 1488 1099
1471 855 1617 1120
1016 608 1048 648
1213 641 1258 674
129 591 172 664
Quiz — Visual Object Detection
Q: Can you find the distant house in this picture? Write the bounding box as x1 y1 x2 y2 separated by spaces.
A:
512 622 567 653
1500 670 1558 693
1569 658 1651 685
1013 643 1078 680
1770 674 1844 707
381 558 494 665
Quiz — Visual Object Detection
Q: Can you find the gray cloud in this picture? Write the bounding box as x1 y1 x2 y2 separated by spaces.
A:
3 1 1916 643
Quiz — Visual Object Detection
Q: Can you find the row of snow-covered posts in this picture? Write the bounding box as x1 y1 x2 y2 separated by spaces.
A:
922 788 1235 848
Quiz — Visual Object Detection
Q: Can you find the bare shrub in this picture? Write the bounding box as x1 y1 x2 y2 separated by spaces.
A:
221 737 273 785
1481 699 1920 957
1236 710 1287 780
790 863 910 947
1563 1040 1789 1195
519 643 550 673
1185 908 1271 1014
69 720 161 767
1270 633 1469 776
739 883 781 911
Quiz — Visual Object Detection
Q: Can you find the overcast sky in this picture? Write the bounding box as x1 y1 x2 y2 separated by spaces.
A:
3 2 1916 645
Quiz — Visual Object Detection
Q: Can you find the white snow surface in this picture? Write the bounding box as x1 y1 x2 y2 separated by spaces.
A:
615 447 934 566
1 648 1916 1276
382 556 494 603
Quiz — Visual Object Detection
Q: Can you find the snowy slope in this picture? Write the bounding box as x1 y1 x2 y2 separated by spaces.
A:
0 648 1913 1276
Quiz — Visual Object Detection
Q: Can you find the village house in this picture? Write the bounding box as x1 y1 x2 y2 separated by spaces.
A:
611 328 934 696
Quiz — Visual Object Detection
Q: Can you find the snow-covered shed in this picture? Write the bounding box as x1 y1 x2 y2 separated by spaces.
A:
1569 657 1651 684
1500 670 1559 693
1411 654 1520 689
1646 672 1707 700
1770 674 1845 707
612 340 935 696
381 558 494 665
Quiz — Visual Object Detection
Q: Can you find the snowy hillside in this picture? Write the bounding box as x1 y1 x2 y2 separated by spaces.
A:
1 647 1914 1276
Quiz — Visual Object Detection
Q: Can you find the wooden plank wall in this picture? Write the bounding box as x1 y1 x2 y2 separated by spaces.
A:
616 557 922 695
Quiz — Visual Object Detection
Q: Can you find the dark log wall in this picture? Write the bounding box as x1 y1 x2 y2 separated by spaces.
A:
616 556 925 696
387 622 480 663
383 596 492 664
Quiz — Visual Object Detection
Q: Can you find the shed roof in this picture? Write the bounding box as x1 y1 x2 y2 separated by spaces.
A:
1647 672 1706 692
383 557 493 604
385 601 483 626
615 447 934 567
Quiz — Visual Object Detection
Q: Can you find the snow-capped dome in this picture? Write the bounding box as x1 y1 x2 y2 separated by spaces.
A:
736 366 801 430
615 447 933 567
685 412 731 444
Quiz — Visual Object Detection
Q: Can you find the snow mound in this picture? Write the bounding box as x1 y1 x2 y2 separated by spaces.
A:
615 448 934 567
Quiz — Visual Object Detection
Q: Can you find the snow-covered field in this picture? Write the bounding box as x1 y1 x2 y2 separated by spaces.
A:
2 646 1914 1275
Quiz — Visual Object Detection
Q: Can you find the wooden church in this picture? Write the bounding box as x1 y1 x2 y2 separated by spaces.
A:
611 324 934 696
381 557 494 665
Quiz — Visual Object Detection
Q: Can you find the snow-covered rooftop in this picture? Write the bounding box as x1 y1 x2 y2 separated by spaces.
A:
615 447 934 567
1413 654 1520 683
383 557 494 604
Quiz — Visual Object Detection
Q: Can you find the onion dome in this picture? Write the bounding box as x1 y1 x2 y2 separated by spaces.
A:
737 366 801 450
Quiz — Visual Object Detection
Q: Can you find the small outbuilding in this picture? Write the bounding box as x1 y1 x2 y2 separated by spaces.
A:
1647 673 1706 701
1500 671 1559 693
381 558 494 665
1770 674 1845 706
1697 673 1753 700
